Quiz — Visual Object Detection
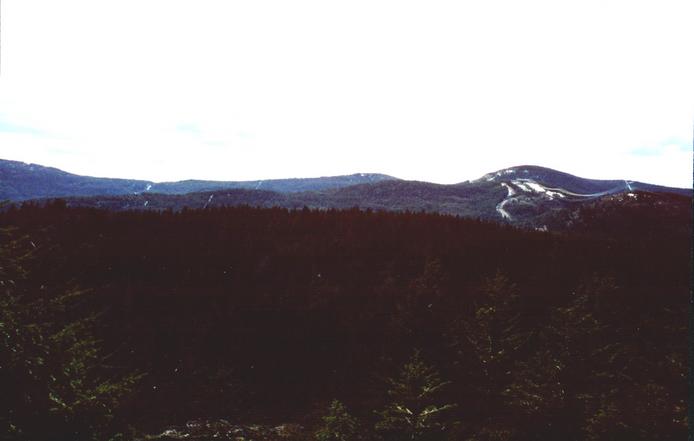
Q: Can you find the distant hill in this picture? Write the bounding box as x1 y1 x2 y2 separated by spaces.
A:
466 165 691 228
475 165 690 196
0 159 396 201
52 181 505 220
4 159 690 231
150 173 396 194
0 159 150 201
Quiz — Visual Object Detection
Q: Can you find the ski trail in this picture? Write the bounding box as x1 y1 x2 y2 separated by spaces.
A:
496 183 515 220
501 182 516 197
539 184 622 198
624 180 633 191
203 194 214 209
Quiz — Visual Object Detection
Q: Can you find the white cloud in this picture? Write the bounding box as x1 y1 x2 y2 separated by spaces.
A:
0 0 692 187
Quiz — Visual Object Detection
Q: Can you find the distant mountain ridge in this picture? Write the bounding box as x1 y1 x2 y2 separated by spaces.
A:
0 159 150 201
150 172 396 194
475 165 686 196
0 159 396 201
2 159 690 231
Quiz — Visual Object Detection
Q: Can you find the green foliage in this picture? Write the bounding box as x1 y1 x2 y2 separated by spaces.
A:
0 230 143 441
314 400 362 441
471 272 525 360
502 349 566 418
375 351 457 441
451 272 530 389
391 258 447 339
0 203 688 440
499 275 687 441
566 280 686 441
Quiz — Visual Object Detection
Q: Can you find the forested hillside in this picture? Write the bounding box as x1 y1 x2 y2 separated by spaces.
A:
0 201 689 441
20 164 689 231
0 159 396 201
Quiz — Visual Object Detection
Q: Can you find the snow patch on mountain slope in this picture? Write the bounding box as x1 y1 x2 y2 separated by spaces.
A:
496 183 515 220
501 182 515 197
508 179 567 200
545 190 565 200
512 180 533 192
486 169 516 181
203 194 214 209
524 181 546 193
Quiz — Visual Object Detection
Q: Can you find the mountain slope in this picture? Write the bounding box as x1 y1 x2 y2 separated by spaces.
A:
31 180 508 220
476 165 690 196
6 160 690 231
150 173 395 194
42 180 690 234
0 159 151 201
0 159 397 201
470 165 690 228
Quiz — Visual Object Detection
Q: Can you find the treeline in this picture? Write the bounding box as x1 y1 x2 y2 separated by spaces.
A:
0 201 688 440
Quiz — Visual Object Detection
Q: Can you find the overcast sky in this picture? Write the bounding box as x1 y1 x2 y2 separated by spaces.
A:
0 1 692 187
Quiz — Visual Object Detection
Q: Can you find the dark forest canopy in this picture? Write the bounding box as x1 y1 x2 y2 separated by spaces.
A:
0 202 689 441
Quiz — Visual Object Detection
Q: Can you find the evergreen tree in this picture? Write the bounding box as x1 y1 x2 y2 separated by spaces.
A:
314 400 362 441
559 279 686 441
463 272 527 374
501 275 687 441
445 272 533 439
391 257 447 343
448 272 530 403
375 351 457 441
0 230 142 441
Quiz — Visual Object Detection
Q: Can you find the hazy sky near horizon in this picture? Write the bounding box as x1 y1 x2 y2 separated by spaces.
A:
0 1 692 187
